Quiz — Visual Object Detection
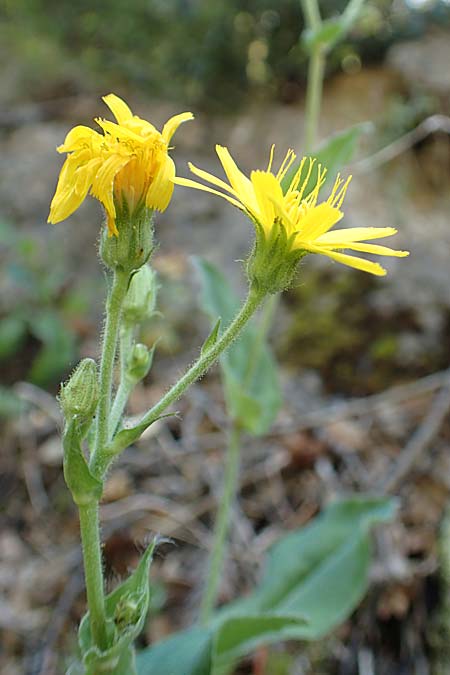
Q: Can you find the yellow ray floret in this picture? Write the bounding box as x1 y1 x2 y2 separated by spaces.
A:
49 94 193 235
174 145 409 276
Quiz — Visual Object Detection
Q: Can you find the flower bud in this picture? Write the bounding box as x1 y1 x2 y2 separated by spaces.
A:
99 205 154 273
60 358 99 420
122 265 158 325
127 343 154 383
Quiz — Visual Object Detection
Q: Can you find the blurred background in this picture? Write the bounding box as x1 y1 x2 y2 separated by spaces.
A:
1 1 450 673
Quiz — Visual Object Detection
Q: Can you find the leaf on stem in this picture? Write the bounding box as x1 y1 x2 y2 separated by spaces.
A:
108 411 178 456
78 539 157 675
63 421 103 506
201 317 222 356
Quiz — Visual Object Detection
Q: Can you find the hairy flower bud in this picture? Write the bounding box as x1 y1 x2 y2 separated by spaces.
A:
122 265 158 325
60 358 99 420
127 343 154 383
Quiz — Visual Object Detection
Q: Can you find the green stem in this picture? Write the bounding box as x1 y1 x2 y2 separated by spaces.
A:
109 325 134 437
78 503 108 650
201 424 242 624
129 288 264 435
91 270 130 474
304 45 325 154
301 0 325 154
302 0 321 29
200 294 279 623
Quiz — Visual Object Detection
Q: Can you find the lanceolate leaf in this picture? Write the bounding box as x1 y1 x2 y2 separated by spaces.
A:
136 496 397 675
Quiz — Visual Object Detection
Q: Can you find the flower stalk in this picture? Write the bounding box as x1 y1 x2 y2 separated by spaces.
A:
91 269 130 476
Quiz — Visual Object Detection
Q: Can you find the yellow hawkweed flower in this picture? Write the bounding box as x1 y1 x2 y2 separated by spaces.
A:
48 94 193 236
175 145 409 278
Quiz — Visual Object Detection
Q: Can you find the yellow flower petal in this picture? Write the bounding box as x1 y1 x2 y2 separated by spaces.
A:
57 125 101 153
91 154 132 219
146 156 175 212
306 245 387 276
49 93 192 232
296 202 343 241
251 170 283 230
324 242 409 257
216 145 254 203
187 162 241 198
316 227 399 245
162 112 194 143
102 94 133 124
174 176 243 210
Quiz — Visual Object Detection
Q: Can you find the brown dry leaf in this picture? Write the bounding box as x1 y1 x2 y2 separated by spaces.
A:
281 431 327 469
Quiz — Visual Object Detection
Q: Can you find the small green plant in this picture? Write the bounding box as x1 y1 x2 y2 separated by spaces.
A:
43 2 411 673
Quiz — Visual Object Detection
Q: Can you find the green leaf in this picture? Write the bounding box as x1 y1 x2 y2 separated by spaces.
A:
79 541 156 675
194 258 281 436
63 421 103 506
281 123 371 194
201 317 221 356
136 497 396 675
302 18 344 52
211 615 306 675
217 496 397 639
108 411 178 456
136 627 212 675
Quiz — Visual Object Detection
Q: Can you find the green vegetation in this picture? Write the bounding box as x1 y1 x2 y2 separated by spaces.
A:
1 0 446 109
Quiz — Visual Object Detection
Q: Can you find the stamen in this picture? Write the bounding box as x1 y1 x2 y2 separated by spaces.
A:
266 144 275 173
286 157 307 196
276 149 296 182
297 158 316 202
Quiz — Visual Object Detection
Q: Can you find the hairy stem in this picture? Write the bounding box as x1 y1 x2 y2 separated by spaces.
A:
109 325 135 437
78 503 108 650
91 270 129 475
131 287 264 435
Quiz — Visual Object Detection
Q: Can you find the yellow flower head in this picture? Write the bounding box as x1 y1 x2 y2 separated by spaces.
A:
48 94 193 236
175 145 409 278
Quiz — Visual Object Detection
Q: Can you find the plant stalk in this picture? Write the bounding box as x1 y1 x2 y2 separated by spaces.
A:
200 293 278 623
78 503 108 650
91 269 130 475
301 0 325 154
304 45 326 154
201 424 242 624
109 325 135 437
134 287 264 433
